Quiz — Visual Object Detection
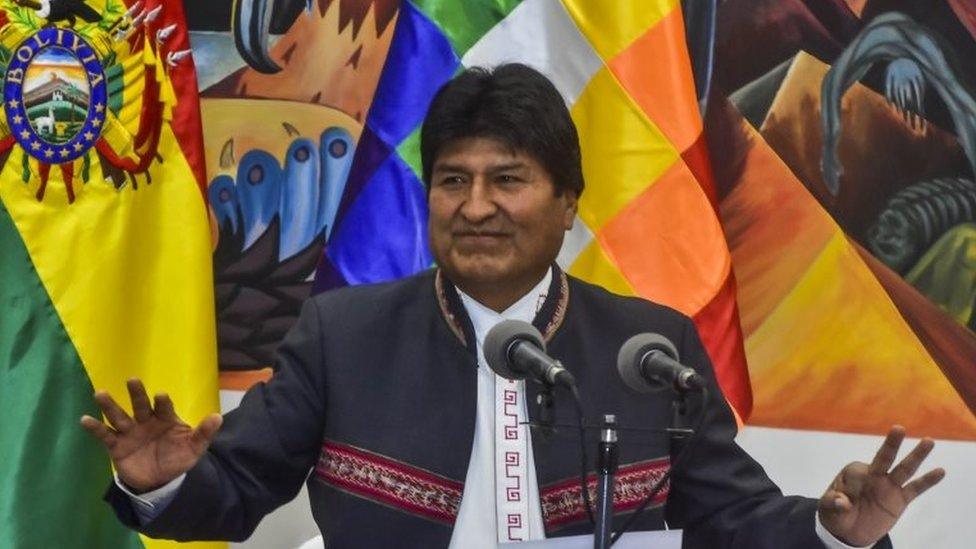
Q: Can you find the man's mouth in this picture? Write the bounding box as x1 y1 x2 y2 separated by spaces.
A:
452 232 511 250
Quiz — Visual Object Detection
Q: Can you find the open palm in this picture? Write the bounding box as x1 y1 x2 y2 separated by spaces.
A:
819 426 945 547
80 379 222 493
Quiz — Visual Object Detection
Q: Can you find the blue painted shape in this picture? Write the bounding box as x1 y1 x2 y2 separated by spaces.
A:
327 152 433 285
208 174 239 234
279 137 322 260
235 149 283 251
365 1 459 146
318 126 355 241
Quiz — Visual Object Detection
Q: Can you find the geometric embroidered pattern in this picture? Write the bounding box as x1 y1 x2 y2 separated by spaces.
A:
435 267 571 346
315 440 464 525
540 457 671 530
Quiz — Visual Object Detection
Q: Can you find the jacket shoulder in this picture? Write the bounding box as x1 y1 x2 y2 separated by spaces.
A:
307 269 436 316
566 275 693 329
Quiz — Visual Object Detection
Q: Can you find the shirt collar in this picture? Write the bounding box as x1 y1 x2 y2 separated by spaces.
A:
457 267 553 344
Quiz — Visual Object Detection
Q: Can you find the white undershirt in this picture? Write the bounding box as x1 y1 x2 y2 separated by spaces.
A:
449 268 552 547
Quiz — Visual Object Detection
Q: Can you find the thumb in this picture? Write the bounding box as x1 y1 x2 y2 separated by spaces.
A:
189 413 223 454
819 490 853 514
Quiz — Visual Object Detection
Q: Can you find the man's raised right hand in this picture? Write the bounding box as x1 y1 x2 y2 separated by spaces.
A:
80 378 223 493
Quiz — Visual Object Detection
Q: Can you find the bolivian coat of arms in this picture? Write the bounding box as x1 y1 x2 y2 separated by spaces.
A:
0 0 189 202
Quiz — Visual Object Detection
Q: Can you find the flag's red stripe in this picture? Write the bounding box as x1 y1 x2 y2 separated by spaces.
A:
692 273 752 418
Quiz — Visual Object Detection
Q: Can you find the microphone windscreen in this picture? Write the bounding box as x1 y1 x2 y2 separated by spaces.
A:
484 319 545 380
616 333 680 393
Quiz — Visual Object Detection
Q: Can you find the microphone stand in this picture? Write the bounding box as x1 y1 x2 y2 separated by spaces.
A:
594 414 618 549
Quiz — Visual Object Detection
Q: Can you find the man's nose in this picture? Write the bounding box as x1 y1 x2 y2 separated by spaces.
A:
459 179 498 223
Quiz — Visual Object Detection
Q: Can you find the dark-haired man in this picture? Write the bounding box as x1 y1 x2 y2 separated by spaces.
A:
85 64 943 548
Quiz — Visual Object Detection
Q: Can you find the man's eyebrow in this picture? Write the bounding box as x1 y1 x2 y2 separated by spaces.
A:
486 162 529 173
431 163 471 174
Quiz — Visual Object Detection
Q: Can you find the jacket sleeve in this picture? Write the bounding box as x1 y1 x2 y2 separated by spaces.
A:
105 298 329 542
664 317 892 549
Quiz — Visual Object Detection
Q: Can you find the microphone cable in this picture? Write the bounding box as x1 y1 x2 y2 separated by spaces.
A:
609 386 710 545
571 384 596 526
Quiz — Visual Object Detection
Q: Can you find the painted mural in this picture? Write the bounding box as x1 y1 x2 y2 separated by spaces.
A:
699 0 976 438
188 0 976 440
189 0 397 379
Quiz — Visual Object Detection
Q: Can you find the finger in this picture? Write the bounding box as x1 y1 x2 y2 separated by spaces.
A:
80 414 118 449
189 414 223 454
127 379 153 423
904 468 946 503
93 390 135 432
153 393 180 423
889 438 935 485
839 462 869 497
868 425 906 475
819 490 853 513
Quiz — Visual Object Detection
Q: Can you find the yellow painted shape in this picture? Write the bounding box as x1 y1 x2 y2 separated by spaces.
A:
747 230 976 439
0 125 220 427
201 98 363 180
568 238 637 297
571 67 677 230
560 0 679 60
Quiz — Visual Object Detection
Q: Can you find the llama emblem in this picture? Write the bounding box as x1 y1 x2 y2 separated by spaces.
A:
3 27 107 163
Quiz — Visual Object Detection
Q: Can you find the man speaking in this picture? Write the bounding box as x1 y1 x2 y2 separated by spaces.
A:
82 64 943 548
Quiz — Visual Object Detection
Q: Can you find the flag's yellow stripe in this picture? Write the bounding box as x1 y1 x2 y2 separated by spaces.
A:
0 127 220 443
560 0 679 60
571 66 678 231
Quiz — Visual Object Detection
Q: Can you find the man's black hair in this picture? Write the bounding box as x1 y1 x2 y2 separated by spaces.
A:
420 63 584 197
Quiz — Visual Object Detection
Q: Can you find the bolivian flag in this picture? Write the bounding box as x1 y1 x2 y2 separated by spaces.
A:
0 1 221 547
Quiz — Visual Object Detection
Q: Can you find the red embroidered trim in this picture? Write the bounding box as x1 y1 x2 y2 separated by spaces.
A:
540 457 671 530
435 270 467 345
542 271 569 343
315 440 463 525
435 268 570 347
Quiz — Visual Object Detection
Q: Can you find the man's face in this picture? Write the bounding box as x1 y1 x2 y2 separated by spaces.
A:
428 137 577 294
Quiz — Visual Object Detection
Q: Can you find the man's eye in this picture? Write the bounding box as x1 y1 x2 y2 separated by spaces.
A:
439 176 464 186
497 175 520 183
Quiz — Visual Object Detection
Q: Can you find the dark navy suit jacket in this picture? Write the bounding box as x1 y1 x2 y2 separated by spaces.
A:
106 267 892 549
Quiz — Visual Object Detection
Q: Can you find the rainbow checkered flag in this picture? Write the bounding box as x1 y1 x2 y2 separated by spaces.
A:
317 0 752 418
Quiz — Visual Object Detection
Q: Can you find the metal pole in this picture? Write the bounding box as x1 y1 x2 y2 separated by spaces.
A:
594 414 618 549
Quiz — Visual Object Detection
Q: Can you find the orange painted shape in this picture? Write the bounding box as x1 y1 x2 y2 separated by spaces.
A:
598 160 730 317
219 368 273 391
608 7 703 153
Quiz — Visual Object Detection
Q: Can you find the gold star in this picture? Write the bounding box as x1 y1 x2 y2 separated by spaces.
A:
30 141 40 151
59 148 69 158
11 114 22 125
19 129 29 139
91 118 102 128
73 142 83 152
94 103 104 113
7 99 19 108
43 148 53 158
83 131 94 141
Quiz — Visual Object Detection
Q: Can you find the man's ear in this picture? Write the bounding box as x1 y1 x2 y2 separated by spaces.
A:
563 191 579 230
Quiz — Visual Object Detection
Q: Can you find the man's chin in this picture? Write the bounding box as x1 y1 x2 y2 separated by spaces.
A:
440 256 510 286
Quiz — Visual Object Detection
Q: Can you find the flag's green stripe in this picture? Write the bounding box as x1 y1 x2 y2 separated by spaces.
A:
411 0 522 56
0 199 142 549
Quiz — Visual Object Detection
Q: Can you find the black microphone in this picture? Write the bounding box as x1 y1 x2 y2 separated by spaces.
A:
484 320 577 388
617 333 704 393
